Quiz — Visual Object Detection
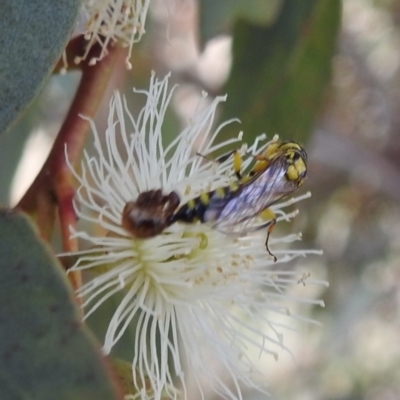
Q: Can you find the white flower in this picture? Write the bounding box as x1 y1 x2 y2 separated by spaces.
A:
67 73 325 400
77 0 151 68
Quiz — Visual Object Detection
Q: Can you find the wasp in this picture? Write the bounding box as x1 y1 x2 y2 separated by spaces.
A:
122 139 307 261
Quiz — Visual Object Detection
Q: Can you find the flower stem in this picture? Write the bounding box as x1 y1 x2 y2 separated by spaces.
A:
17 42 123 287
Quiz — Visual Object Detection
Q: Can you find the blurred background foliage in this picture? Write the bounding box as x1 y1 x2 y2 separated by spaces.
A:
2 0 400 399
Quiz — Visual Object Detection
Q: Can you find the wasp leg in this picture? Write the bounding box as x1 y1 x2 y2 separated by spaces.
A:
260 208 277 262
265 220 277 262
196 150 244 180
248 153 271 176
218 150 271 178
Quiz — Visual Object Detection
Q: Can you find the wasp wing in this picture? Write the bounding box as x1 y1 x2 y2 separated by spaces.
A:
204 156 300 234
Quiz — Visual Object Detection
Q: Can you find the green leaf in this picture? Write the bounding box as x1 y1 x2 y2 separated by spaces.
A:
221 0 341 144
0 1 82 135
0 119 31 205
0 210 122 400
199 0 282 44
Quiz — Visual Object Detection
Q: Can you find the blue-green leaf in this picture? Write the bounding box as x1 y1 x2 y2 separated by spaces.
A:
0 1 82 135
0 210 122 400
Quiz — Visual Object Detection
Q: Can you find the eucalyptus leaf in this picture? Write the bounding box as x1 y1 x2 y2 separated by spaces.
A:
0 210 122 400
199 0 282 44
221 0 341 144
0 1 82 135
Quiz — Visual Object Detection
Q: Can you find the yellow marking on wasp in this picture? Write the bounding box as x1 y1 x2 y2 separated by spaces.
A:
280 142 302 153
248 140 294 175
286 159 306 181
264 142 281 158
215 187 226 198
295 159 307 175
260 208 276 221
251 159 269 174
233 151 242 176
240 175 252 183
187 199 196 210
229 181 239 191
200 192 210 205
286 165 299 181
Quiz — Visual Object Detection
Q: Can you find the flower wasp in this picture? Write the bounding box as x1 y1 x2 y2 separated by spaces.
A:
122 139 307 261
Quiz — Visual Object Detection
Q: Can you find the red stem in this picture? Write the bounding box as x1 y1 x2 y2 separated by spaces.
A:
17 41 123 287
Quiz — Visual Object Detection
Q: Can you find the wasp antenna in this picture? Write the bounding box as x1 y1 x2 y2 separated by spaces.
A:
196 152 214 162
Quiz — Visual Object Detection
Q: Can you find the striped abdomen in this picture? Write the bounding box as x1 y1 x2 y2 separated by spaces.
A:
168 183 241 225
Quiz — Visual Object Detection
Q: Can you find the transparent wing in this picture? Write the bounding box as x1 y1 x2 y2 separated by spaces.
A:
204 155 299 234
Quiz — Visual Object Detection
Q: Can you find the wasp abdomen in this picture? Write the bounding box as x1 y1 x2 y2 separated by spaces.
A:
169 184 239 225
122 190 180 238
169 196 209 224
